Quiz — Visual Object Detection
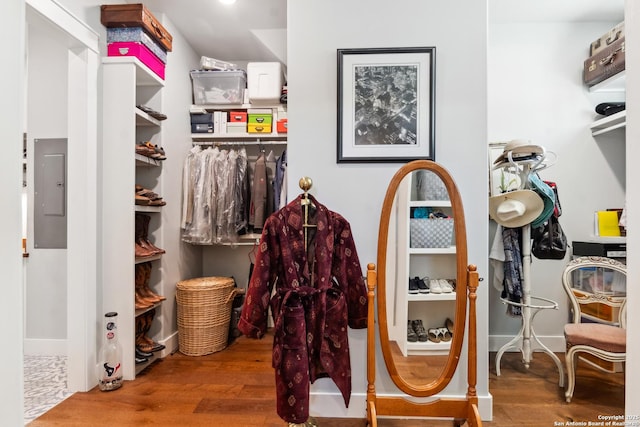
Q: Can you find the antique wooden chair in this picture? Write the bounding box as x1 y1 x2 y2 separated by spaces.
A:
561 256 626 403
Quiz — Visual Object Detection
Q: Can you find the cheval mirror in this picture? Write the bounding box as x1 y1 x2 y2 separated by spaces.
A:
366 160 481 426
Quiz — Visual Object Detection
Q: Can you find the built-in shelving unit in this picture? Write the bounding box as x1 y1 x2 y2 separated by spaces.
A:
102 56 166 380
392 171 457 356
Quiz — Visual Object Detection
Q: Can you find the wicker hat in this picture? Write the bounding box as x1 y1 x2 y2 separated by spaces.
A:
489 189 544 228
493 139 544 166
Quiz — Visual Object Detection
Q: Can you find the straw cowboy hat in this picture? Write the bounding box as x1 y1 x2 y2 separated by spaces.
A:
493 139 545 166
489 189 544 228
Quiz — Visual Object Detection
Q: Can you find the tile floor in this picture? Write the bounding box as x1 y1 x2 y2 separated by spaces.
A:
23 355 73 425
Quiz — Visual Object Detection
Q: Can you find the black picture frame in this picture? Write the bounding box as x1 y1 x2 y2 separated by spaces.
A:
337 47 436 163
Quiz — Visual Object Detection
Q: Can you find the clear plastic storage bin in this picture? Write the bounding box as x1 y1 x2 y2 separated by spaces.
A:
190 70 246 105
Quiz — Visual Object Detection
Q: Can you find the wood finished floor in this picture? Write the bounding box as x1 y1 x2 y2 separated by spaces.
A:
29 332 624 426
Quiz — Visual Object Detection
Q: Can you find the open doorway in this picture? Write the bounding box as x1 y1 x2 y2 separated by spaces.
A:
21 1 99 422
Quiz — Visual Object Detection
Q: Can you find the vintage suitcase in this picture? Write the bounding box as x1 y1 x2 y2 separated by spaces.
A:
101 4 173 52
583 36 625 87
590 21 624 56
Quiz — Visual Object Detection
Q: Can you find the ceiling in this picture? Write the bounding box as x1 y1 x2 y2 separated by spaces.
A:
141 0 623 64
143 0 287 63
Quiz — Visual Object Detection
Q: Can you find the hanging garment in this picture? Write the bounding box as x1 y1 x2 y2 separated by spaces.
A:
502 227 524 316
238 194 368 424
249 153 268 231
489 224 505 292
181 148 249 244
181 145 202 230
274 149 287 209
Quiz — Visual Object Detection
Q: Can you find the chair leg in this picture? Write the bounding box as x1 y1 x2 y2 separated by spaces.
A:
565 348 577 403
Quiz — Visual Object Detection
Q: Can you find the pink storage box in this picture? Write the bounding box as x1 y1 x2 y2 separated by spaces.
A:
107 42 165 80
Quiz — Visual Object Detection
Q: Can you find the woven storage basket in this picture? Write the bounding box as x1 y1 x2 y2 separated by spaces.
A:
176 276 236 356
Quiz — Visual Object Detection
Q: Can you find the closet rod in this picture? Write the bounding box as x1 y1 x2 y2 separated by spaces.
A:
192 140 285 147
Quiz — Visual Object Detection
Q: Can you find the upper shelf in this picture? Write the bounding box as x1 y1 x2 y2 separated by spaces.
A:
102 56 164 87
589 70 625 93
591 110 626 136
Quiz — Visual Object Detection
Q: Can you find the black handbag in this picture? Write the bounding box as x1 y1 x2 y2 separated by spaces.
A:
532 215 568 260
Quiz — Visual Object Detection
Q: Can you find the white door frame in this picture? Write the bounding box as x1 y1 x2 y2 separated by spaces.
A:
25 0 100 394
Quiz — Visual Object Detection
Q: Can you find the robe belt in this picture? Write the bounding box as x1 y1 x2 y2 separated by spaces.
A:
273 286 322 335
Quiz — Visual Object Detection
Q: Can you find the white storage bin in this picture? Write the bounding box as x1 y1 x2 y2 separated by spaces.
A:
247 62 283 104
190 70 246 105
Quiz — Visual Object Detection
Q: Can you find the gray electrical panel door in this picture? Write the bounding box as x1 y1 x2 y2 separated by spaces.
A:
34 138 67 248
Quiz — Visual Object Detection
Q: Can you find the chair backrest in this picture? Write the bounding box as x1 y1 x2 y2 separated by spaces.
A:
561 256 626 327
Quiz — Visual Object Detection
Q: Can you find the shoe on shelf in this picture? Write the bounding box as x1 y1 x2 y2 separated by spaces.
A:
445 318 454 335
439 279 454 293
417 277 430 294
429 279 442 294
137 104 167 121
411 319 429 342
408 278 419 294
439 327 452 342
135 355 148 365
407 320 418 342
427 328 442 343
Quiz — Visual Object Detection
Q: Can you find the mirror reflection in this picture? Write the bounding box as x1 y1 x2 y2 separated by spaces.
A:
384 168 457 387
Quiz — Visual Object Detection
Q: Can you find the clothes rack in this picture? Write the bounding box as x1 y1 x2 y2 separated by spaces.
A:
493 150 565 387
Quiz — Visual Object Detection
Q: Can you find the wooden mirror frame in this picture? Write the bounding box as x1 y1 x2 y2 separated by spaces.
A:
366 160 481 426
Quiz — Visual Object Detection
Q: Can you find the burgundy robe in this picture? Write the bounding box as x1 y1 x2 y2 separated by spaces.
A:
238 194 368 423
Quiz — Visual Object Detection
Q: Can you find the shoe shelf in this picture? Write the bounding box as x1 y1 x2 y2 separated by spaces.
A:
135 302 162 318
590 110 626 136
408 293 456 302
135 254 162 264
407 340 452 355
135 153 161 167
136 109 162 127
135 205 162 213
135 353 158 375
392 171 458 358
103 56 167 381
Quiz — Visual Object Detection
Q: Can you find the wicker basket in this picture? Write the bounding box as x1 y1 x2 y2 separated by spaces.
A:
176 276 236 356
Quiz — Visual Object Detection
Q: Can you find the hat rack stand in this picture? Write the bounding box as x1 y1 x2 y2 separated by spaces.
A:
493 149 565 388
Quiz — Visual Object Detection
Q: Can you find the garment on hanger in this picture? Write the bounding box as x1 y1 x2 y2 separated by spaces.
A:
238 194 368 424
274 149 287 209
181 147 249 244
502 227 523 316
249 153 268 231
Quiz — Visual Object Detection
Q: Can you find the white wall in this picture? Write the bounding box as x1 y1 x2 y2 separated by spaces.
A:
24 12 69 353
289 0 490 419
624 0 639 415
0 1 26 424
154 13 203 341
487 21 626 353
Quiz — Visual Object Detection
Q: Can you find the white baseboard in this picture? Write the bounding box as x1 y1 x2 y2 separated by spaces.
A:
23 338 67 356
489 334 566 353
157 331 179 358
310 391 494 421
